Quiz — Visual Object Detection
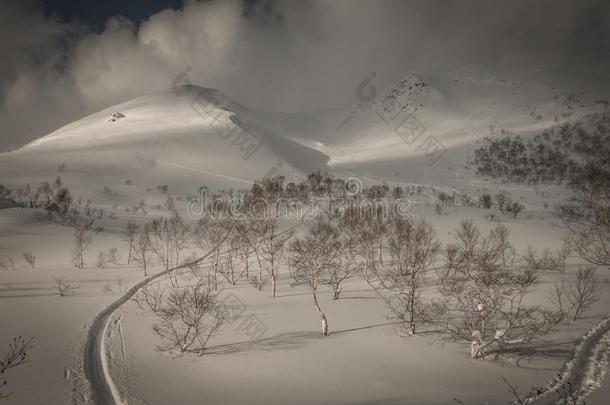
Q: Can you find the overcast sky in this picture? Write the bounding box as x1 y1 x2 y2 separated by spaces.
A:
1 0 609 151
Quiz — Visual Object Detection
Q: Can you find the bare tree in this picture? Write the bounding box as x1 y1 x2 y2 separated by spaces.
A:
219 231 246 286
233 221 255 279
344 208 440 334
489 224 515 267
132 231 151 276
152 280 225 355
358 205 388 267
146 212 190 286
435 220 557 358
132 283 165 313
181 251 203 280
233 215 267 291
71 223 92 269
248 271 270 291
327 220 364 300
559 160 610 267
255 213 293 299
146 216 171 272
21 251 36 269
122 220 139 264
341 205 388 287
567 266 602 321
549 279 571 321
288 220 341 336
0 337 34 398
550 266 602 322
192 216 230 290
166 212 190 283
381 218 440 334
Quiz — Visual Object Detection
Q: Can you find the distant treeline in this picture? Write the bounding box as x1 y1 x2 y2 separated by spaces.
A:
473 113 610 184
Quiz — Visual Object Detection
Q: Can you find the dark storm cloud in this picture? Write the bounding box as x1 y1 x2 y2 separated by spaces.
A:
42 0 185 32
1 0 609 151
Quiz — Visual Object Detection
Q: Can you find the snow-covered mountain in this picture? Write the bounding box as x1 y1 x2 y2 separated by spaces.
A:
1 66 608 202
0 85 332 198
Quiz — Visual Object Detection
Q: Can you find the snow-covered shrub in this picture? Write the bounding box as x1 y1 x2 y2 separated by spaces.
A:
54 277 78 296
479 194 492 209
95 251 108 268
95 248 121 268
71 223 92 269
106 248 121 265
0 258 16 271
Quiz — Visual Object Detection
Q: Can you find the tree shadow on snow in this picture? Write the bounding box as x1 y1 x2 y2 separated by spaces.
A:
207 320 403 356
331 321 403 335
207 331 323 355
488 339 575 371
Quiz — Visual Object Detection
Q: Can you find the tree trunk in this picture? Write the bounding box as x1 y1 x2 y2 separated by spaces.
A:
409 295 416 334
409 279 416 334
312 292 329 336
271 270 277 299
333 286 341 300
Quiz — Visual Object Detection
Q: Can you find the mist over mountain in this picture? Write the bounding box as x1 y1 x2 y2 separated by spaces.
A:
1 0 609 151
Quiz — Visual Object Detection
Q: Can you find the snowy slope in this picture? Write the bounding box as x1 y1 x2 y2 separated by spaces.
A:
24 84 329 174
0 85 331 199
1 66 608 203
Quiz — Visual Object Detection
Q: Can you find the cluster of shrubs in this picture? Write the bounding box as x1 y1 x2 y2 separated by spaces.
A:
2 178 103 230
473 113 610 184
478 191 524 217
6 177 73 220
246 171 479 205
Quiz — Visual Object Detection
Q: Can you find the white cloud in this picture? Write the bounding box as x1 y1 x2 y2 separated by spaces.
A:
0 0 608 150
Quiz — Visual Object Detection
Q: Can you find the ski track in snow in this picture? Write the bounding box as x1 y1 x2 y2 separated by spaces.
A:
529 316 610 405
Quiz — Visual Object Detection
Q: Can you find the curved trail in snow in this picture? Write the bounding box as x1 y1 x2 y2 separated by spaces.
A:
84 248 221 404
83 223 299 404
84 266 178 404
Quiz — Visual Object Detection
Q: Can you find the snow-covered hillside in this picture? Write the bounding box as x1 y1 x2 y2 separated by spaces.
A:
1 85 330 198
1 66 608 203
